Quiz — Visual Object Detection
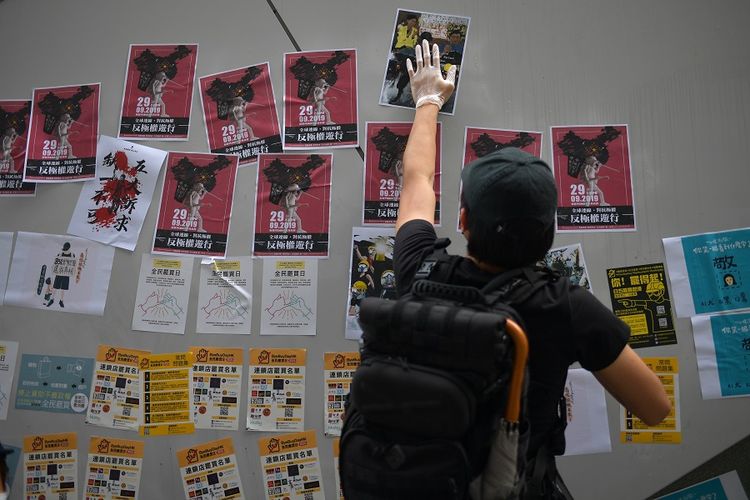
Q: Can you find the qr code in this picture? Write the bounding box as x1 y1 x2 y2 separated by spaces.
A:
284 408 294 418
220 406 229 416
59 493 68 500
304 493 314 500
122 406 131 417
659 318 668 328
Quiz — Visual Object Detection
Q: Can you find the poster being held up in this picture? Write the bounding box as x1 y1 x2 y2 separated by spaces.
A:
0 99 35 195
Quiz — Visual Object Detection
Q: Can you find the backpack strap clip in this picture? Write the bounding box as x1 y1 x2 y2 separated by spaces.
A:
414 237 458 283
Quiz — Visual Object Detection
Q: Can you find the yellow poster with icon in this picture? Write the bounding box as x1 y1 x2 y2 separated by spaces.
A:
323 351 360 436
139 351 195 436
247 348 306 432
258 430 325 500
176 437 245 499
24 432 78 499
189 346 243 430
85 436 144 499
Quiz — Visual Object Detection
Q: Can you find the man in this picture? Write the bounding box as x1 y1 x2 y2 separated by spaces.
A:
442 29 465 55
397 39 670 498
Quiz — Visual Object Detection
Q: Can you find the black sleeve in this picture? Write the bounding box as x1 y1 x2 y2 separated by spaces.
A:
569 286 631 371
393 219 437 296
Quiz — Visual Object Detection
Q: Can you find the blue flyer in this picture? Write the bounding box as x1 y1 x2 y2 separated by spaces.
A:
692 312 750 399
14 354 94 414
655 470 747 500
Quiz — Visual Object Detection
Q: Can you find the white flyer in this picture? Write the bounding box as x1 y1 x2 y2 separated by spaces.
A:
0 232 12 305
196 257 253 334
260 258 318 336
190 347 243 431
0 340 19 420
247 348 306 432
562 368 612 456
132 253 194 334
258 431 325 500
324 352 360 436
5 231 115 315
85 436 144 500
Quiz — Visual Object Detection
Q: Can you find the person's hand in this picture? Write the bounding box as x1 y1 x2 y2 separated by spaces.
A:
406 39 457 109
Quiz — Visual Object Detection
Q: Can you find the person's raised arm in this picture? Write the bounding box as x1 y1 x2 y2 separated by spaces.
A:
395 39 456 232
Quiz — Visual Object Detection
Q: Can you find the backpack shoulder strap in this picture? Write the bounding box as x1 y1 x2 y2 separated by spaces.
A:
413 237 462 284
483 265 556 309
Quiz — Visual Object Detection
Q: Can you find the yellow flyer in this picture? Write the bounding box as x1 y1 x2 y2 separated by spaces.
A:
177 437 245 499
85 436 144 499
332 438 344 500
247 348 306 432
190 346 244 431
323 351 360 436
257 430 325 500
139 351 195 436
23 432 78 499
621 357 681 444
86 345 150 431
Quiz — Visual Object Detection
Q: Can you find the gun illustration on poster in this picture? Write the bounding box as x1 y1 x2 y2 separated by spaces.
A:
258 431 326 500
253 153 332 257
260 259 318 336
283 49 359 149
196 258 253 334
551 124 636 232
200 62 282 165
24 84 100 182
189 347 243 431
15 354 93 414
0 99 35 195
177 438 246 500
85 436 144 499
543 243 592 292
363 122 441 226
691 312 750 399
23 433 78 500
118 44 198 140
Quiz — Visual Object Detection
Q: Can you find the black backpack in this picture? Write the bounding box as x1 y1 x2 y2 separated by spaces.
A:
339 238 557 500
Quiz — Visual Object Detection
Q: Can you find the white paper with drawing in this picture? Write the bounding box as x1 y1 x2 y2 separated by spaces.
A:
196 257 253 334
260 258 318 335
132 253 194 334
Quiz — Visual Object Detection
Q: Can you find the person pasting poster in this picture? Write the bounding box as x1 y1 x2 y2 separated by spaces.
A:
283 49 358 149
199 62 282 166
153 152 238 258
253 153 332 257
0 99 35 195
24 83 100 182
118 44 198 141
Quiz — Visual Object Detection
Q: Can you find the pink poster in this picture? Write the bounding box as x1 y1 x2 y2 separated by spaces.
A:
24 84 100 182
551 125 635 232
199 62 282 166
253 153 332 257
363 122 441 226
153 152 239 258
118 44 198 141
0 100 35 195
283 49 358 149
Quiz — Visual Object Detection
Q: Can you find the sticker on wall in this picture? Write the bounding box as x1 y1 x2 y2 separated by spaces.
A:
0 99 35 195
24 432 78 500
132 254 194 335
15 354 93 414
691 312 750 399
247 348 306 432
258 430 325 500
190 347 243 431
177 438 245 500
260 259 318 336
196 257 253 334
85 436 144 499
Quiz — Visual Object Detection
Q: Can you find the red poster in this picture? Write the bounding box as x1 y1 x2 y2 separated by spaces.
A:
551 125 635 232
363 122 441 226
0 99 35 195
254 153 332 257
199 62 282 166
24 83 100 182
283 49 358 149
153 152 238 258
118 44 198 141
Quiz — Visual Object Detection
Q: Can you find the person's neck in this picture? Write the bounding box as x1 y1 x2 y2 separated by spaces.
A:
466 254 504 274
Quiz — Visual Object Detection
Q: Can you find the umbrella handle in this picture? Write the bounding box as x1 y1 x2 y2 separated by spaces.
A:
503 318 529 423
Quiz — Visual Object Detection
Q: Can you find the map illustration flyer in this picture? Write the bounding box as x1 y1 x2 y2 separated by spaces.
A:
260 258 318 336
196 257 253 334
132 254 194 335
0 99 35 195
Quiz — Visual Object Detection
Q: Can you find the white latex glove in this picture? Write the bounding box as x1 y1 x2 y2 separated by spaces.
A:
406 39 457 109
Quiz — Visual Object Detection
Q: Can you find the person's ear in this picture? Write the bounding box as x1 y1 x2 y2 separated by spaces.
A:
459 207 469 238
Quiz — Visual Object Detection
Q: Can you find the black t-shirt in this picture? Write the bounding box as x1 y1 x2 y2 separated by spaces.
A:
394 219 630 457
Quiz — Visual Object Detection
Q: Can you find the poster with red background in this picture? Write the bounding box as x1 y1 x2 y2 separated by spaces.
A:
0 99 35 195
199 62 282 166
551 124 635 232
24 83 100 182
363 122 441 226
283 49 358 149
118 44 198 141
253 153 332 257
152 152 238 258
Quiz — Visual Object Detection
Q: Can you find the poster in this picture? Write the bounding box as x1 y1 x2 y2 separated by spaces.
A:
24 83 100 183
258 430 325 500
199 62 282 165
346 227 397 340
15 354 93 414
190 347 243 430
23 432 78 500
4 231 115 315
380 8 470 115
663 227 750 317
247 348 306 432
551 125 636 232
691 312 750 399
283 49 358 149
620 357 681 444
177 437 245 500
132 254 194 335
0 232 12 305
253 153 332 257
0 99 35 195
655 470 748 500
0 340 19 420
85 436 144 500
260 258 318 336
118 44 199 140
67 135 168 251
332 439 344 500
606 263 677 349
153 152 238 258
562 368 612 456
323 352 360 436
86 345 150 431
543 243 592 291
139 351 195 436
363 121 441 225
196 258 252 334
